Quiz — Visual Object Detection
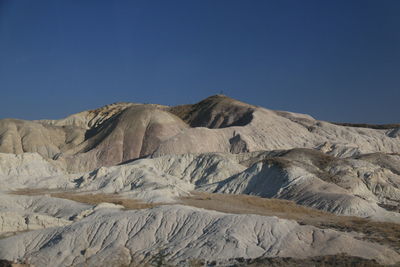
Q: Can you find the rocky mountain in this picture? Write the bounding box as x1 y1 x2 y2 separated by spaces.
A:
1 95 399 173
0 95 399 266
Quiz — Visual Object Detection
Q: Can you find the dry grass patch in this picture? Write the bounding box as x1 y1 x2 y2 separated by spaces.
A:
180 192 336 221
179 192 400 252
11 189 159 210
50 192 159 210
11 190 400 252
11 188 60 196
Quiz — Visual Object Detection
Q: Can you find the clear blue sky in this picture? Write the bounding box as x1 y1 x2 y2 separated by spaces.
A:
0 0 399 123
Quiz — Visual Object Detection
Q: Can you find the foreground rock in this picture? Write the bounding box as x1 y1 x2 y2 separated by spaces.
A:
0 205 398 266
0 193 91 237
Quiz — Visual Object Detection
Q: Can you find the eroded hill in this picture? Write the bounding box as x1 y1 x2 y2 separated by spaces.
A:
0 95 400 266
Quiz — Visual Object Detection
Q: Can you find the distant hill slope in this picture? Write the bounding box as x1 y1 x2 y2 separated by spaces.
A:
332 122 400 130
0 94 399 172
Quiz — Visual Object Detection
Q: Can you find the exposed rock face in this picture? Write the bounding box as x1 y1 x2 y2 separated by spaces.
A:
2 148 400 222
0 119 84 159
0 193 91 238
0 153 62 177
201 149 400 221
1 95 400 266
38 102 136 129
229 133 249 153
61 105 189 172
1 95 400 173
169 94 254 128
387 127 400 138
0 211 71 235
0 205 399 267
0 193 91 220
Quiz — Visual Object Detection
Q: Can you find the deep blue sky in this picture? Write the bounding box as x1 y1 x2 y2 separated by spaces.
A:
0 0 399 123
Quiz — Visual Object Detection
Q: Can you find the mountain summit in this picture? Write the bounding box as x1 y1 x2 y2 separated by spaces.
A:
0 95 399 172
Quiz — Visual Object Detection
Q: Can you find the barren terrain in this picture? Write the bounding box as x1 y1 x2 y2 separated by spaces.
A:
0 95 399 266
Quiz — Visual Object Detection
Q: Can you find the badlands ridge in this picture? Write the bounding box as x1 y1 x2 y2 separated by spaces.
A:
0 95 399 266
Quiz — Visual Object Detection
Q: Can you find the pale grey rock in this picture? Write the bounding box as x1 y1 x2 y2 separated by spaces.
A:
0 205 398 266
200 149 400 222
2 149 400 221
0 96 399 266
0 152 63 177
1 95 400 173
0 193 91 219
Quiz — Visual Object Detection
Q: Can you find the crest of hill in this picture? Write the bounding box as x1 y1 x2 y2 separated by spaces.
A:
332 122 400 130
38 94 254 131
62 104 189 171
168 94 255 128
38 102 137 129
1 94 400 173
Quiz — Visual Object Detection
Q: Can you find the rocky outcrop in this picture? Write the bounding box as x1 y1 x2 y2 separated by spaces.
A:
1 95 400 173
1 95 400 266
0 205 398 266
